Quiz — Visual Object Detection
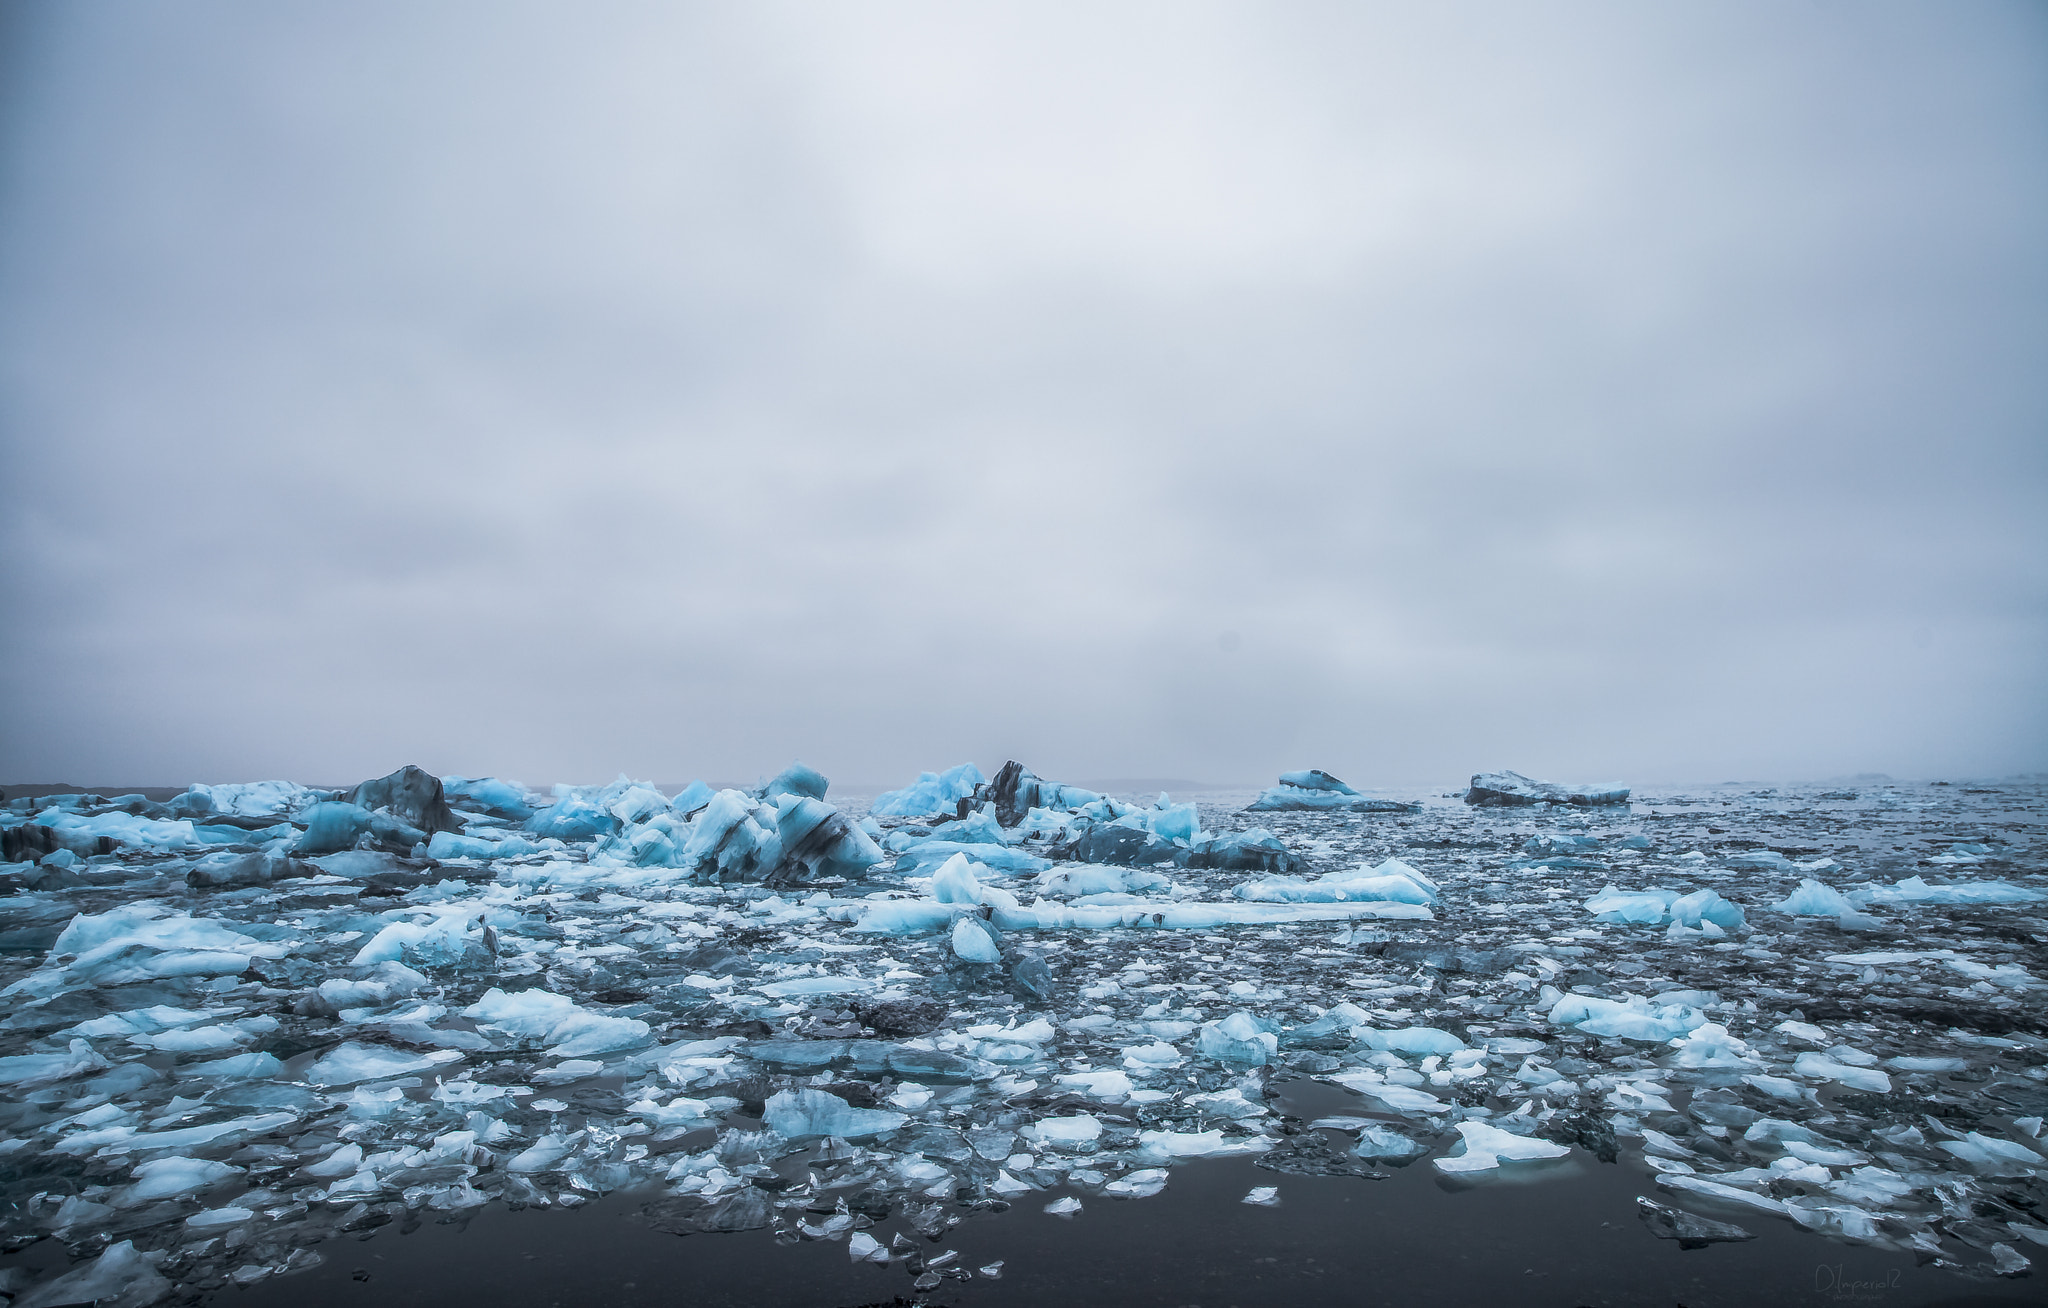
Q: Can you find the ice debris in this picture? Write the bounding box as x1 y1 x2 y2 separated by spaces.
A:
1 768 2044 1300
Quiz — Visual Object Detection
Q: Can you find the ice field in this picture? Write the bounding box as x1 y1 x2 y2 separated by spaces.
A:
1 763 2044 1304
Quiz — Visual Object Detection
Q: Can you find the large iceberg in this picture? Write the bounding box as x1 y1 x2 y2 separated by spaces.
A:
1464 771 1630 807
1247 770 1419 813
982 760 1103 826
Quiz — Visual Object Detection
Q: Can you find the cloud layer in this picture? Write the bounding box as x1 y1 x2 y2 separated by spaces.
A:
2 1 2043 789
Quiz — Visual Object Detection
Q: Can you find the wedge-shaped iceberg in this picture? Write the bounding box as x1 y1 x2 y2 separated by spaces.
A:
1465 771 1630 807
872 763 986 817
1236 857 1437 906
1432 1121 1571 1173
763 1088 906 1139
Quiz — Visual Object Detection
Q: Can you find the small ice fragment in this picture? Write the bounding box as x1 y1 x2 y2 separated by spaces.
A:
1044 1195 1083 1217
1242 1186 1280 1206
847 1231 888 1264
1432 1121 1570 1174
978 1261 1005 1279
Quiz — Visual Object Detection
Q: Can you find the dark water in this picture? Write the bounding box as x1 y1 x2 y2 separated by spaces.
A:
218 1120 2035 1308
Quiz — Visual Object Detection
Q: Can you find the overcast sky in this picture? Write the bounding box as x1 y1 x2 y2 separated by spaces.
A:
1 1 2043 793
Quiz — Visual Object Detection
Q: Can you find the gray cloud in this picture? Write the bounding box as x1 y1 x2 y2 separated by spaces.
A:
2 1 2044 790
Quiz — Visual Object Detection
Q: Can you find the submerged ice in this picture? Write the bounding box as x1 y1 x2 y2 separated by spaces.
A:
1 766 2044 1300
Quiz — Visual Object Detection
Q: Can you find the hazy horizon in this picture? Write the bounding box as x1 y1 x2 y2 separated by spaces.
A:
3 2 2043 790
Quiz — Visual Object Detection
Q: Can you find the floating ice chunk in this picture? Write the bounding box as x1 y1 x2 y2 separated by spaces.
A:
294 801 418 856
951 916 1003 964
1887 1055 1968 1073
0 1039 108 1088
1465 771 1629 807
1278 769 1358 794
1936 1132 2045 1172
427 830 537 861
1137 1129 1258 1159
1355 1026 1465 1057
872 763 987 817
1188 1088 1268 1120
755 976 877 998
1584 885 1744 931
1665 1024 1762 1070
507 1133 581 1173
918 805 1011 848
1351 1124 1430 1162
306 1041 463 1086
760 761 829 802
983 761 1102 827
765 1088 907 1140
183 1051 285 1080
1122 1041 1184 1070
1248 771 1417 813
13 1239 170 1308
1864 875 2043 905
1771 879 1857 917
931 853 993 904
1237 857 1437 906
1028 1114 1104 1147
188 779 321 818
775 793 884 880
1197 1012 1278 1065
123 1156 239 1203
462 987 652 1057
1654 1173 1788 1215
1549 992 1707 1041
1044 1195 1084 1216
1105 1168 1171 1197
1432 1121 1570 1173
1791 1052 1892 1094
30 808 203 852
892 842 1051 876
1945 957 2039 988
847 1231 889 1263
1329 1078 1450 1116
352 912 485 968
1057 1069 1134 1101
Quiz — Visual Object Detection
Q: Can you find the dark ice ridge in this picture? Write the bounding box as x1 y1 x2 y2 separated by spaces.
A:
1 765 2046 1303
